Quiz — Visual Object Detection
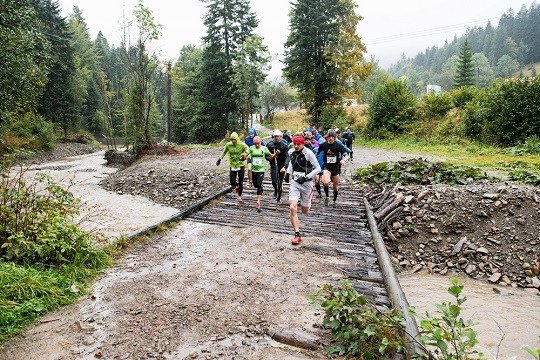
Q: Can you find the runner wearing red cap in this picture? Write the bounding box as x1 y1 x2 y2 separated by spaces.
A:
283 135 321 245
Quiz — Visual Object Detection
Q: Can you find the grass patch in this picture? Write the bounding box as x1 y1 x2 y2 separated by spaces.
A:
356 137 540 171
267 109 310 132
0 261 107 343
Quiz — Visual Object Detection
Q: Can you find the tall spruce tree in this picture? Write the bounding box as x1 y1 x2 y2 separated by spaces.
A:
454 39 475 88
171 45 204 143
30 0 78 137
198 0 260 141
67 6 106 136
283 0 370 124
0 0 50 131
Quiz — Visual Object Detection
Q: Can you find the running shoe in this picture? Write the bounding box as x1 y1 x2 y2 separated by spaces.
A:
316 193 322 198
324 197 329 207
273 189 278 199
291 235 302 245
237 197 243 203
332 200 336 208
233 186 238 194
276 196 281 203
256 201 261 212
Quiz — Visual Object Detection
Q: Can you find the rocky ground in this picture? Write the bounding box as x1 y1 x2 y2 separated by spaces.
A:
100 149 227 210
13 138 101 165
364 182 540 291
39 143 540 292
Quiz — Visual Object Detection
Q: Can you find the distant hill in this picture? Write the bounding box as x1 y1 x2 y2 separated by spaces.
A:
386 2 540 94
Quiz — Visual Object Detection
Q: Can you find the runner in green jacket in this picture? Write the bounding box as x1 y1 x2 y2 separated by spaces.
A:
216 132 249 203
247 136 279 212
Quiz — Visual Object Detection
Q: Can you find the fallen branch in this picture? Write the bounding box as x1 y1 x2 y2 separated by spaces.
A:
374 192 404 220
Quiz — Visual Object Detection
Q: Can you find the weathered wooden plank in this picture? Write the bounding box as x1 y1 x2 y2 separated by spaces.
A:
189 182 393 308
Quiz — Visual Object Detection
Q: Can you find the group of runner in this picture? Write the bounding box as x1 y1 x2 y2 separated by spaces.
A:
216 127 354 245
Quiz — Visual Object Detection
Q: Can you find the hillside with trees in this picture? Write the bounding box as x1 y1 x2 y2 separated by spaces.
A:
386 2 540 95
1 0 539 156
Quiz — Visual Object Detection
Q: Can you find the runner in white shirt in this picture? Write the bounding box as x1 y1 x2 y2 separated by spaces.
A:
283 136 321 245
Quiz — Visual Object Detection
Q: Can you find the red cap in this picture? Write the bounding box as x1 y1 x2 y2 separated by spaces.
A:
292 136 305 145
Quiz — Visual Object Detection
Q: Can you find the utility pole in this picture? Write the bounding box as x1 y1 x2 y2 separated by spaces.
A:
166 62 172 142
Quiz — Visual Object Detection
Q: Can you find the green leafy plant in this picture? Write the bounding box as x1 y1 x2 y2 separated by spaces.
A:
415 278 484 360
0 166 108 267
463 77 540 147
450 85 480 109
507 168 540 185
0 157 110 344
309 279 405 358
522 345 540 359
367 79 418 138
421 92 454 119
507 136 540 155
354 158 488 185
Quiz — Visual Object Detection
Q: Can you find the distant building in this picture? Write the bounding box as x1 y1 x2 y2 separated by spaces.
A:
342 98 358 106
426 84 442 95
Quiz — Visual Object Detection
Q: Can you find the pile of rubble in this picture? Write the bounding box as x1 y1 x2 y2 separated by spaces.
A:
365 182 540 291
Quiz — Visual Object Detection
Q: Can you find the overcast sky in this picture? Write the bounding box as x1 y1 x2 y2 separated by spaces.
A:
58 0 531 79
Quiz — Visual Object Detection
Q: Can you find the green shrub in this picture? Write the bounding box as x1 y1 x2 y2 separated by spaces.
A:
318 106 349 133
354 158 489 185
3 114 58 152
507 168 540 185
0 164 108 268
309 280 404 358
310 278 486 360
421 92 454 119
415 278 484 360
508 135 540 155
0 159 110 343
450 86 481 108
463 77 540 146
367 79 417 138
30 117 57 151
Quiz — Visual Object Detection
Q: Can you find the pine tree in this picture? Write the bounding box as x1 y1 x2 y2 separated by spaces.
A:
0 0 50 130
454 39 475 88
198 0 261 141
30 0 78 137
283 0 370 124
67 6 106 135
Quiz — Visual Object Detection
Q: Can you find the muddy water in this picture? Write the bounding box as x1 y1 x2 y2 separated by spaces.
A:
399 273 540 360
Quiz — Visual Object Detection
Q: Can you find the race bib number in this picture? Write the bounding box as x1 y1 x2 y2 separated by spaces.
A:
253 157 263 166
292 171 305 180
327 155 337 164
231 167 241 171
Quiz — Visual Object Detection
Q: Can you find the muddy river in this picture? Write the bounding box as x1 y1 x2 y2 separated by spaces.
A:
400 272 540 360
